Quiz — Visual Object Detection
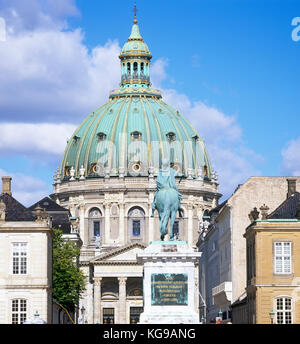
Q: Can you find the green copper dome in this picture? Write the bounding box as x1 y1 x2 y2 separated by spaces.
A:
60 17 212 180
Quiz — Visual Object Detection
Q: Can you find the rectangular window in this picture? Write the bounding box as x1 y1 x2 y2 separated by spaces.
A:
132 220 140 236
276 298 292 324
103 308 114 324
93 221 100 237
12 243 27 274
130 307 143 324
173 221 179 237
274 242 292 274
12 299 27 324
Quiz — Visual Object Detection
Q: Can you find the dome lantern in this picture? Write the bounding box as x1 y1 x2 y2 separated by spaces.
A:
119 5 152 89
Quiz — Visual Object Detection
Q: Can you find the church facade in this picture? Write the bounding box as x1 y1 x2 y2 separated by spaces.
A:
51 14 220 324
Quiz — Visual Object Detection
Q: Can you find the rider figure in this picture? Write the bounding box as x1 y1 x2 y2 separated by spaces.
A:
151 158 184 217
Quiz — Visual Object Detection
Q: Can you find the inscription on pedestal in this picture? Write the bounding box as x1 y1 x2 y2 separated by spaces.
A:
151 273 188 306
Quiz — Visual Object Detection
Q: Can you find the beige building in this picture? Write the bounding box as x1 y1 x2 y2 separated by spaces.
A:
0 177 53 324
244 183 300 324
198 177 300 323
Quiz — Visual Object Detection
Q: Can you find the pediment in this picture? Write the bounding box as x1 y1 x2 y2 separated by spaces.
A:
91 242 146 264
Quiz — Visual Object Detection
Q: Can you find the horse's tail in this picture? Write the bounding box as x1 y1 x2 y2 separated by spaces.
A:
160 210 170 236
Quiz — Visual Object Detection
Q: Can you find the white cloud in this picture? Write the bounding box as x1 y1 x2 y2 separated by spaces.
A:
0 122 76 156
0 29 121 122
0 168 49 206
281 137 300 176
153 60 263 199
0 0 80 34
151 58 169 87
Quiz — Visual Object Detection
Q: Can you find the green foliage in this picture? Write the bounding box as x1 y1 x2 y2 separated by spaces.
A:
52 228 86 312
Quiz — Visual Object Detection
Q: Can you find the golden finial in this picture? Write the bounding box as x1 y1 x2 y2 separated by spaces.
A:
133 3 138 24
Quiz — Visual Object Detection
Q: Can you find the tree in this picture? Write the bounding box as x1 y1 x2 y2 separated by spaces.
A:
52 228 86 313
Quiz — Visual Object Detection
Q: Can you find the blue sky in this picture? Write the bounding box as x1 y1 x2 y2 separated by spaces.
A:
0 0 299 205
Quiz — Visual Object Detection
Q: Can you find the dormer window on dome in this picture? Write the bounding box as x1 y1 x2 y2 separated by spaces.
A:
97 132 107 142
73 135 80 144
131 131 142 141
166 132 176 142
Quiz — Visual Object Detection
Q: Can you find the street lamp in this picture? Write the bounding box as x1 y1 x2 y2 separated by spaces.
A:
269 309 275 324
80 306 86 324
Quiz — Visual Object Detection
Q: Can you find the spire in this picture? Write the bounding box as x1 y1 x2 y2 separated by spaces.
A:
133 3 138 24
118 6 152 88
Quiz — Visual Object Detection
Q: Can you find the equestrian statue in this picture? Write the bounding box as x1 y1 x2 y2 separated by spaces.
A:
151 158 184 241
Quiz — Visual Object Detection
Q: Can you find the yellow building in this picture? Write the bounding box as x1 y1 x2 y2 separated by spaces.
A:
244 182 300 324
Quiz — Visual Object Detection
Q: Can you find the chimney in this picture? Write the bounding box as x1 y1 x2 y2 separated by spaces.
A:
2 176 12 196
287 178 296 198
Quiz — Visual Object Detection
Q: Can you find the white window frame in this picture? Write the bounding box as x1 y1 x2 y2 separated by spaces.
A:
275 297 293 324
12 242 28 275
11 298 27 324
273 241 292 275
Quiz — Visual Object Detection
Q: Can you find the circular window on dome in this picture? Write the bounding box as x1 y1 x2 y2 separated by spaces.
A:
158 108 164 114
166 132 176 142
89 163 104 175
128 161 144 175
133 107 139 114
131 131 142 141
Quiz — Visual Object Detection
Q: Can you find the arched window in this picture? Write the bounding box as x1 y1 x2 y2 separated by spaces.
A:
88 208 102 245
127 62 131 76
141 62 144 73
133 62 138 78
128 207 145 240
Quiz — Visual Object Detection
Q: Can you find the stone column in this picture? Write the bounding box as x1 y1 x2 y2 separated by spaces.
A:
87 280 94 324
148 203 154 243
104 202 110 244
187 203 194 247
118 277 127 324
119 202 125 245
194 268 199 313
79 204 85 245
93 277 102 324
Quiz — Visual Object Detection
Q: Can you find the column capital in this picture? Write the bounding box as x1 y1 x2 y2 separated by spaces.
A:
93 277 102 286
103 201 111 208
188 203 194 210
118 277 127 286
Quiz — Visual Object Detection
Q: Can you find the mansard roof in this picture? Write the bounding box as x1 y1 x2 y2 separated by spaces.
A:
0 193 35 221
268 191 300 219
28 196 70 213
29 196 71 233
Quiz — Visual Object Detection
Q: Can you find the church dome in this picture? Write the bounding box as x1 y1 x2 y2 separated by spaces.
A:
60 16 212 181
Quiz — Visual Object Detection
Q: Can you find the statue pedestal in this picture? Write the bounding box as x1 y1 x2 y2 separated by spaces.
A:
137 241 201 324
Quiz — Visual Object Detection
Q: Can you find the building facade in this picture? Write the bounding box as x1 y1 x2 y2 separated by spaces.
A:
0 177 53 324
198 177 300 323
51 14 221 324
245 184 300 324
